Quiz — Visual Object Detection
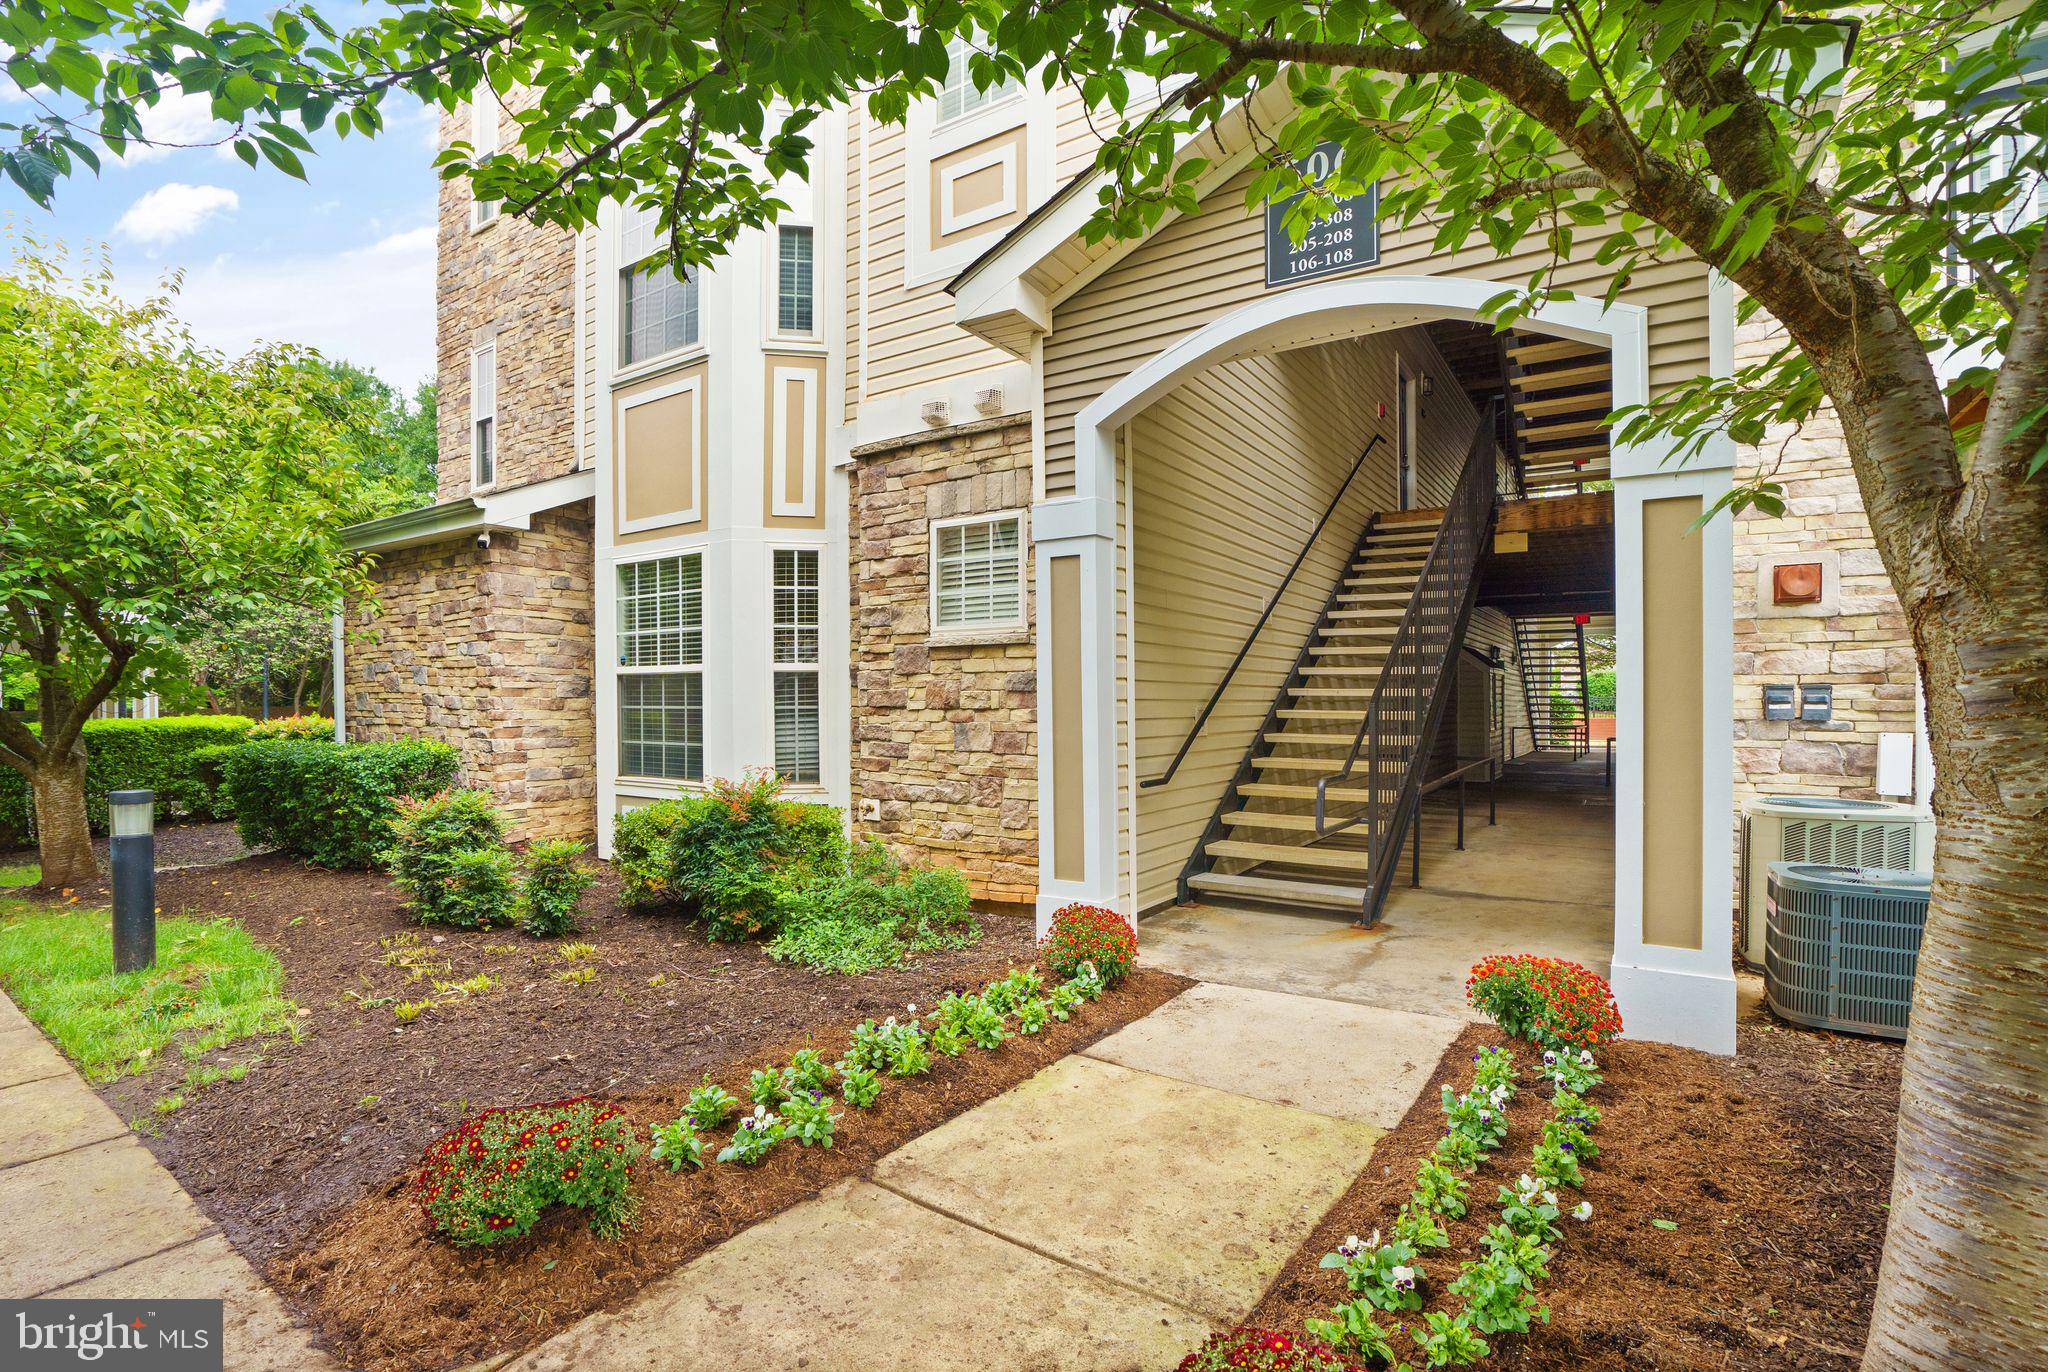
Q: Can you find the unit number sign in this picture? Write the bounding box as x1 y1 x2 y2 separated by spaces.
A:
1264 142 1381 289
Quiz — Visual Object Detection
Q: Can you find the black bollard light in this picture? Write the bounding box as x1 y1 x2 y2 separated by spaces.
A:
109 789 156 974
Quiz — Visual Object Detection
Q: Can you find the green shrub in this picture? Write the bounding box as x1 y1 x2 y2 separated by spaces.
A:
385 790 511 926
438 848 518 931
1587 668 1616 714
223 738 459 867
517 839 597 937
245 715 332 742
664 773 845 941
767 840 978 974
0 715 254 843
181 743 245 822
612 800 691 909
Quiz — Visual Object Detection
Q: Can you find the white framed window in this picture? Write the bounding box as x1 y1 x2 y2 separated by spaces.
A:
619 202 701 367
469 343 496 488
931 511 1025 632
776 224 815 335
938 36 1022 126
469 96 500 228
771 547 821 784
617 552 705 781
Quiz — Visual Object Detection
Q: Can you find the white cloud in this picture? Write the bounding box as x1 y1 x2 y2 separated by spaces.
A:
183 0 227 23
120 222 437 384
115 182 240 246
120 87 229 163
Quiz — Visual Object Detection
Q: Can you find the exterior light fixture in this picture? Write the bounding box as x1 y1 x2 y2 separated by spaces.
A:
109 789 156 973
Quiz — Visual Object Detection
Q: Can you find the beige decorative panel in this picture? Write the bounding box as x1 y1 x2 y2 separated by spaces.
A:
932 127 1029 248
615 362 707 539
764 353 826 529
1643 495 1706 951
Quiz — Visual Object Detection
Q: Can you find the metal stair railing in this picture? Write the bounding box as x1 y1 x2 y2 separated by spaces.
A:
1313 406 1501 923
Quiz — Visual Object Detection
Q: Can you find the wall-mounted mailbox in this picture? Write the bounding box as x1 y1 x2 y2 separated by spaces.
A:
1800 683 1834 723
1762 684 1796 721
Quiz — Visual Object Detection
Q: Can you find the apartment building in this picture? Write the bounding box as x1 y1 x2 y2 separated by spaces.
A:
340 42 1925 1053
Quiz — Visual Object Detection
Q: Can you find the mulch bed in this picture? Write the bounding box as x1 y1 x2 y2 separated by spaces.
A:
1249 1007 1903 1370
19 851 1189 1371
1 819 254 875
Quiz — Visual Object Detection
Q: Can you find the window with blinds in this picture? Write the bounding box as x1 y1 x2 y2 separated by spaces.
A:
619 202 700 365
616 554 704 781
937 37 1022 125
469 96 500 227
932 514 1024 631
470 344 496 487
777 225 814 335
772 548 821 784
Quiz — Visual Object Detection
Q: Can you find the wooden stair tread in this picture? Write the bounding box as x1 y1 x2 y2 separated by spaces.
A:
1204 839 1376 872
1187 871 1369 911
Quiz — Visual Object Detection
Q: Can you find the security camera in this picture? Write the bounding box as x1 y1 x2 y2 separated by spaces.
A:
475 532 492 551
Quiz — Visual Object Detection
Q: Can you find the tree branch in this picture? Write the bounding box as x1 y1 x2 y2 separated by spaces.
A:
1474 170 1604 213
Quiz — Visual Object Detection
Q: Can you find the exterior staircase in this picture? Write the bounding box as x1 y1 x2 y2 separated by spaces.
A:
1504 334 1613 494
1512 614 1591 755
1178 410 1501 922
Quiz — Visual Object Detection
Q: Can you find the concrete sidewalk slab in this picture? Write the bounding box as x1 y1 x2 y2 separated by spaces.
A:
1084 983 1462 1126
0 1025 72 1089
48 1235 342 1372
0 1137 213 1296
505 1178 1211 1372
0 1072 127 1167
873 1055 1378 1321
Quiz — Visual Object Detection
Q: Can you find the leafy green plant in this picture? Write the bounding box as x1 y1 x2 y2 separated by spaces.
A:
414 1097 638 1247
649 1116 704 1171
1499 1176 1564 1243
885 1023 932 1077
1448 1250 1550 1336
611 800 692 910
1441 1088 1508 1153
1049 983 1083 1021
748 1066 789 1109
716 1106 784 1165
1016 997 1050 1035
223 738 459 868
384 789 514 929
686 1081 738 1129
1301 1301 1399 1365
1065 963 1108 1001
781 1090 839 1148
1471 1046 1518 1098
665 772 846 941
1433 1130 1482 1172
1539 1048 1604 1095
1412 1157 1469 1218
1318 1233 1425 1313
1532 1136 1585 1189
962 998 1008 1049
840 1065 881 1108
766 839 978 974
929 1020 967 1057
1392 1203 1450 1252
1412 1311 1489 1367
785 1047 834 1094
517 839 597 937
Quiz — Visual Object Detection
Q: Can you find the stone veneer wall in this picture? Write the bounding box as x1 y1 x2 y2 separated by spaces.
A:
347 502 597 841
850 417 1037 906
1730 313 1919 806
435 93 578 501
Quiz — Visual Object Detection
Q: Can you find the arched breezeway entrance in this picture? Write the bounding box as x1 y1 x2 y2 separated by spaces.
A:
1029 275 1738 1052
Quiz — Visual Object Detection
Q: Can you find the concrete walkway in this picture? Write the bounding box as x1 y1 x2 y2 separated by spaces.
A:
502 982 1463 1372
0 988 338 1372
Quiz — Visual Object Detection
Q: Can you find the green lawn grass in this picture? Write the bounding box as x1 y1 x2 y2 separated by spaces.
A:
0 865 40 888
0 898 298 1083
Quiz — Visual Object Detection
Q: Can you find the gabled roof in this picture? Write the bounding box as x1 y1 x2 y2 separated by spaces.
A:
947 83 1295 357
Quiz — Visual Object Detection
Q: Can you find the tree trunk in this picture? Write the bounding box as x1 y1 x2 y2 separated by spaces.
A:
30 748 97 889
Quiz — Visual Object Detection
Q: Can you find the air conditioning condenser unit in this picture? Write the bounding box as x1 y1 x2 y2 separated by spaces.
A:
1765 863 1930 1040
1740 796 1931 968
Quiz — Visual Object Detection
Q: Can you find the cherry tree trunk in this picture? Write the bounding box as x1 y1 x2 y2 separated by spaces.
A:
29 749 98 889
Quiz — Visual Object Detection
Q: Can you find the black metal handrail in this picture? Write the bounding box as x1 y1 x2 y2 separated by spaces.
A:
1140 434 1384 790
1313 407 1500 917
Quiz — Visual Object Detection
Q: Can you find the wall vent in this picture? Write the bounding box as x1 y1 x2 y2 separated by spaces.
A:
973 386 1005 416
921 399 951 428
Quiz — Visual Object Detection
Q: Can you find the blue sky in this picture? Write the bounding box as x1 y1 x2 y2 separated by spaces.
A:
4 0 441 388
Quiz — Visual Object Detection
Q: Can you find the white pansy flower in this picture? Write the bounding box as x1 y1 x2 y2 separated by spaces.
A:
1573 1201 1593 1222
1389 1265 1416 1289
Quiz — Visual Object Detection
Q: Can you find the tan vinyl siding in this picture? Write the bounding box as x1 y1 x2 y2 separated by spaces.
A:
1043 162 1712 497
1460 608 1528 765
1129 328 1480 913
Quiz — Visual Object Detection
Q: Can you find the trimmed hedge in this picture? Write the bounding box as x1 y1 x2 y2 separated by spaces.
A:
222 739 460 868
0 715 255 844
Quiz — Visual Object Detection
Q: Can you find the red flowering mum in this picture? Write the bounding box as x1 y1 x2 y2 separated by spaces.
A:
1466 954 1623 1051
1039 903 1137 986
413 1097 640 1248
1175 1327 1367 1372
